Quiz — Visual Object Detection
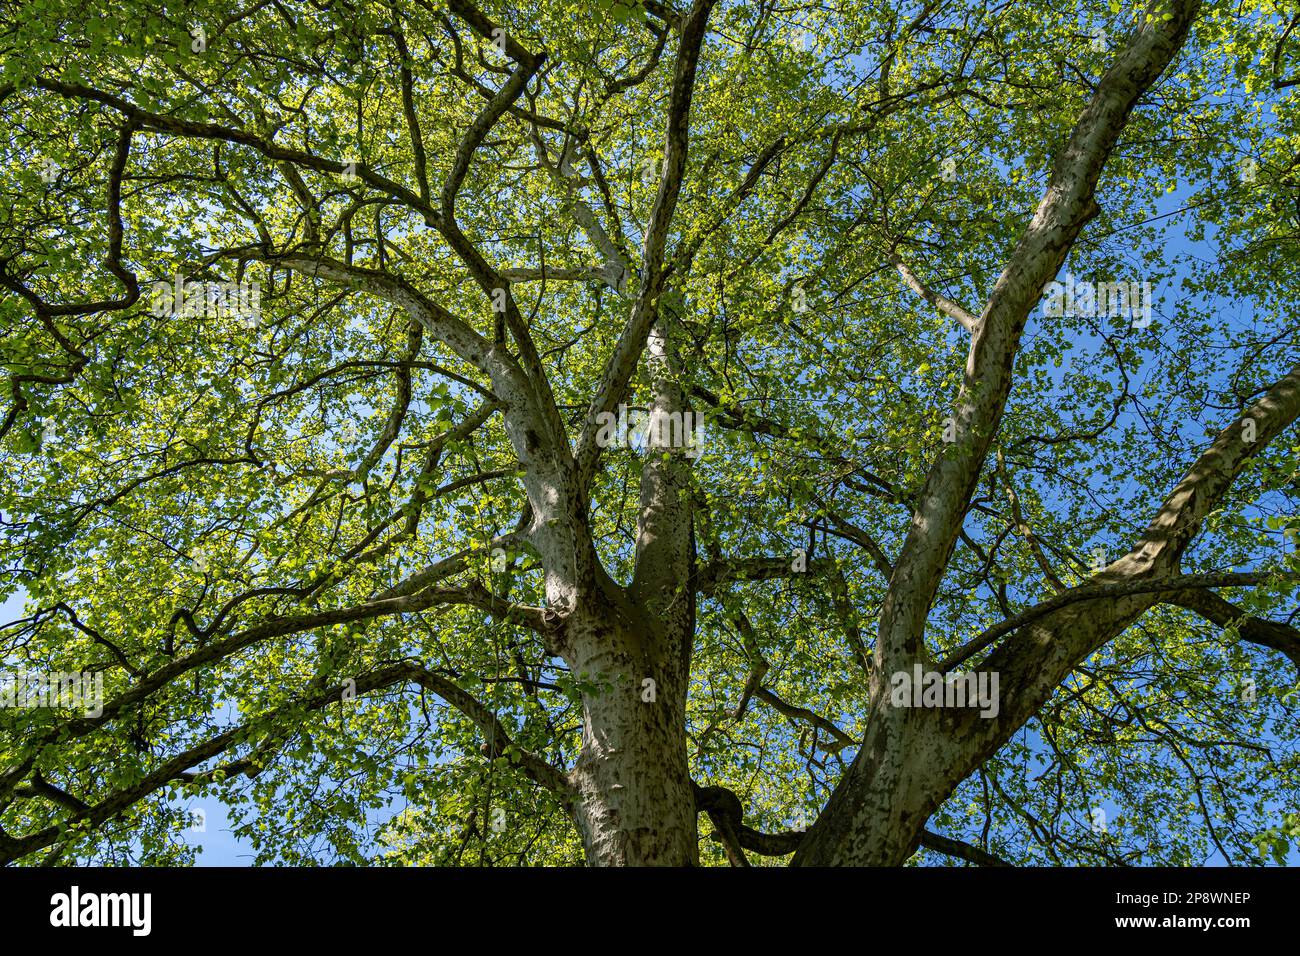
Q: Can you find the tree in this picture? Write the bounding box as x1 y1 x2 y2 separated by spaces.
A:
1 0 1298 867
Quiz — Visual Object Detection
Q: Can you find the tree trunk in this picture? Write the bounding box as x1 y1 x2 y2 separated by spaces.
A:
564 596 698 866
563 315 702 866
791 705 957 866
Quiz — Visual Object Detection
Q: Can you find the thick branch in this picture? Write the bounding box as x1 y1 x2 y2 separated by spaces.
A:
887 251 978 331
573 0 717 492
918 830 1010 866
877 0 1203 670
1168 588 1300 676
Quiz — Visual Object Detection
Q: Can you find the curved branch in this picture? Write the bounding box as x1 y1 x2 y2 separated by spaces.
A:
887 251 978 331
940 570 1290 672
0 661 571 865
1167 588 1300 676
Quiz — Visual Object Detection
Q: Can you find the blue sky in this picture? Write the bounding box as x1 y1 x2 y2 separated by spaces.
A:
0 589 265 864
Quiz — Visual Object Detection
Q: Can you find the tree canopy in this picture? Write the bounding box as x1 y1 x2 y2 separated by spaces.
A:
1 0 1298 866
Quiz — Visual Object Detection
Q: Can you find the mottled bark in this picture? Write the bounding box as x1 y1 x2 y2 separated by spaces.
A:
564 591 697 866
